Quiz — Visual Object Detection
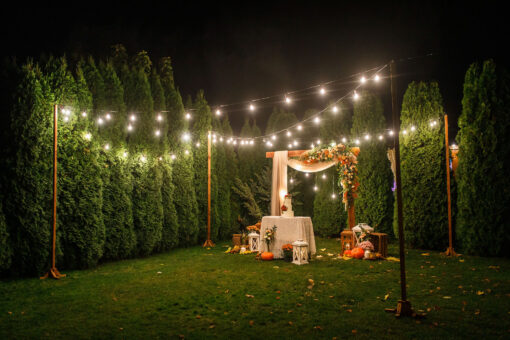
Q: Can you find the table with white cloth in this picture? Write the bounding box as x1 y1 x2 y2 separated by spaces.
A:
260 216 316 259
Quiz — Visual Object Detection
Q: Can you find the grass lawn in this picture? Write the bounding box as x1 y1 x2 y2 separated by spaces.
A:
1 237 509 339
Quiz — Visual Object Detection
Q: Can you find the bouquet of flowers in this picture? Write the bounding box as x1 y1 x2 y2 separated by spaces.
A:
282 243 293 261
359 240 374 251
264 225 277 251
281 204 288 212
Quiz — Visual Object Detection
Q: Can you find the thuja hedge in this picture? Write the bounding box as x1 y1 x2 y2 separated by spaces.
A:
0 49 236 276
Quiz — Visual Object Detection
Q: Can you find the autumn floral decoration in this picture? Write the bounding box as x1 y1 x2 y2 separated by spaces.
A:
281 204 288 211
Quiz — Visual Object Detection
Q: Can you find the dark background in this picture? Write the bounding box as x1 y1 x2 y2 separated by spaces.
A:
2 1 508 138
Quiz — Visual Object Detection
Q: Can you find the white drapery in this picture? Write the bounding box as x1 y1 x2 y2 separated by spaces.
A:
270 151 339 216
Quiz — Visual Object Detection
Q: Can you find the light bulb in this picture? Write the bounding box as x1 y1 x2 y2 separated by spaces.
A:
196 142 200 147
140 155 146 162
332 106 338 113
63 116 69 122
290 178 294 183
158 156 163 161
285 96 291 104
250 140 254 145
374 74 380 82
322 174 326 179
319 87 326 95
314 116 320 124
364 134 370 140
123 151 128 158
84 133 92 141
266 141 272 147
171 154 176 160
97 118 104 125
360 76 366 84
105 113 111 120
241 140 245 145
305 173 309 177
185 150 190 155
288 143 292 148
389 130 394 136
330 141 336 147
311 144 315 148
286 131 292 137
313 185 318 191
297 125 302 131
271 135 276 141
81 112 87 117
353 91 359 100
355 139 360 145
378 135 384 140
342 137 347 143
227 139 231 144
216 109 221 116
155 130 160 136
293 140 298 146
185 113 191 120
410 126 416 132
104 144 110 150
249 104 255 111
233 140 237 145
430 121 436 127
220 137 224 142
182 132 190 141
157 114 163 122
403 130 407 135
317 139 321 145
331 193 336 199
130 114 136 121
127 124 133 131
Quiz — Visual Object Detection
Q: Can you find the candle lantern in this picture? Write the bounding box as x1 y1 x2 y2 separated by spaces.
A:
248 232 260 252
292 239 309 265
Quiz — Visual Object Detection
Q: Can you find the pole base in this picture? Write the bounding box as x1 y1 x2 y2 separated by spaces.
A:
203 239 215 247
385 300 423 318
40 267 66 280
442 247 460 257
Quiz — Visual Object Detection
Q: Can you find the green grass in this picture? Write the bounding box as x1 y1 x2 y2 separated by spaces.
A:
1 238 509 339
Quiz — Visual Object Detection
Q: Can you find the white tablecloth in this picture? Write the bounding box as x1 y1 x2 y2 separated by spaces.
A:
260 216 316 259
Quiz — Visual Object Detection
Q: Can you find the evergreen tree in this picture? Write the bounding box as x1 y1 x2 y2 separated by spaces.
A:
98 60 136 260
0 200 11 272
238 117 255 183
212 115 231 240
160 57 199 246
124 52 163 256
456 60 510 256
351 91 394 235
82 56 106 117
313 103 351 236
192 90 214 242
44 57 105 269
397 81 448 250
5 63 53 275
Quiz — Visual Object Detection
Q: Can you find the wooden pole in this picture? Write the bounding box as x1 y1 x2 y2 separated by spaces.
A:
41 104 65 279
203 131 215 247
443 115 458 256
385 60 413 317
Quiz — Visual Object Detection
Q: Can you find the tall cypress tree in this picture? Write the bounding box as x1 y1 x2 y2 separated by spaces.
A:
97 60 136 260
192 90 214 242
124 51 163 256
221 115 241 234
0 200 11 272
160 57 199 246
4 62 53 275
456 60 510 256
44 57 105 269
351 91 394 235
313 104 350 236
397 81 447 250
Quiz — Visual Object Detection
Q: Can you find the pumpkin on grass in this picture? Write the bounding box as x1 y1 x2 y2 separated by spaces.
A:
351 247 364 259
261 252 274 261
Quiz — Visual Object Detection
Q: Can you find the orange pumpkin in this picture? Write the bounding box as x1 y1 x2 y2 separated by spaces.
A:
351 247 364 259
343 249 352 257
261 252 274 261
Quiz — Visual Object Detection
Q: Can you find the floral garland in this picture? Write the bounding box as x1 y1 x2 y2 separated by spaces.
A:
296 144 360 205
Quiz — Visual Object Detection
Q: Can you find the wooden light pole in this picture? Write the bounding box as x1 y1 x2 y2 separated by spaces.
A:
41 104 66 279
203 131 215 247
385 60 413 317
443 114 458 256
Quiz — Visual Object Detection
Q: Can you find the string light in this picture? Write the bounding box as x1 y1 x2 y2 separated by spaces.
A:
84 133 92 141
266 141 272 147
185 113 191 120
311 143 315 148
410 126 416 132
249 104 255 111
314 116 320 124
285 96 291 104
305 173 309 177
81 112 87 117
249 140 254 145
123 151 128 158
97 118 104 125
288 143 292 148
130 114 136 122
196 142 200 147
216 109 221 116
233 140 237 145
316 139 321 145
330 141 336 147
313 185 318 191
341 137 347 143
63 116 69 122
332 106 338 113
241 140 245 145
140 155 146 162
104 144 110 150
286 130 292 137
360 76 367 84
155 130 161 137
297 125 303 131
271 135 277 141
355 139 360 145
430 120 437 127
293 140 298 146
127 124 133 132
331 193 336 199
378 135 384 140
220 137 224 142
171 154 176 160
182 132 191 141
322 174 327 179
374 74 380 82
364 134 370 141
157 114 163 122
290 178 294 184
319 87 326 95
158 156 163 161
403 130 408 135
185 150 190 155
353 91 359 100
388 130 394 136
105 113 111 120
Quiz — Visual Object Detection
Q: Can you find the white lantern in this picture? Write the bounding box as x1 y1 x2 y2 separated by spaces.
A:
248 232 260 252
292 239 309 265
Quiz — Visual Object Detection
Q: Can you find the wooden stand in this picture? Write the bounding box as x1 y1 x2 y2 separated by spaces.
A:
340 230 354 253
442 115 458 257
203 131 215 248
370 233 388 258
41 105 65 280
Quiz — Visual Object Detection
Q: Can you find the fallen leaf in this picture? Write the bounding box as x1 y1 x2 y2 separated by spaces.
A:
459 259 465 262
320 248 326 251
276 296 280 300
476 291 485 296
421 253 430 256
327 253 334 256
249 320 254 326
209 325 215 329
288 321 293 325
384 293 390 300
386 257 400 262
443 296 452 299
246 294 254 298
316 255 323 258
314 326 323 330
196 315 201 319
157 271 162 274
273 266 279 269
352 330 357 334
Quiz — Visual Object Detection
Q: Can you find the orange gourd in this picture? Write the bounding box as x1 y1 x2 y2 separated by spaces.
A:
343 249 352 257
351 247 364 259
261 252 274 261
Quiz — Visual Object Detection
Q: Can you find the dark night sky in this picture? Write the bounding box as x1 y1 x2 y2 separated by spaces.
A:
2 1 508 137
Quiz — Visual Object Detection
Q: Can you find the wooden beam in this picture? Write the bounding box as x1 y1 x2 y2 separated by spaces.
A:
443 114 458 257
203 131 215 247
266 150 307 158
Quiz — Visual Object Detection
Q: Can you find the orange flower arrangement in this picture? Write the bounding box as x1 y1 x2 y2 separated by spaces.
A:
282 244 293 251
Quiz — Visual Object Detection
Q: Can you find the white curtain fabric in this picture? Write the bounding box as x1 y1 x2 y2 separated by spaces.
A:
387 148 396 181
260 216 316 258
271 151 288 216
287 158 338 173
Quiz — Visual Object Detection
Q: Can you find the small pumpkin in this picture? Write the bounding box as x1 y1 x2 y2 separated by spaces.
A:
343 249 352 257
351 247 364 259
261 252 274 261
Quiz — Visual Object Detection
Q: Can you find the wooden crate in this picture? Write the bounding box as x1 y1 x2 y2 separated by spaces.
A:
340 230 354 254
369 232 388 258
